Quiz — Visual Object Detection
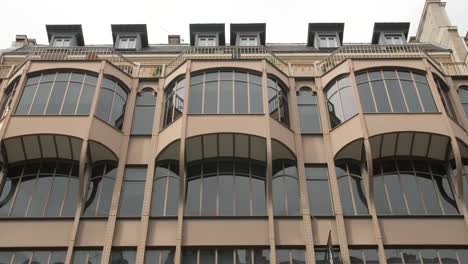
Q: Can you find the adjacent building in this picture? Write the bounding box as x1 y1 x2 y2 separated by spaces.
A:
0 0 467 263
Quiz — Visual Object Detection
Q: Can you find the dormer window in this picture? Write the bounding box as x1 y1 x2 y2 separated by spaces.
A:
317 33 339 48
239 34 259 46
118 36 137 49
197 34 217 46
52 37 72 47
383 33 405 45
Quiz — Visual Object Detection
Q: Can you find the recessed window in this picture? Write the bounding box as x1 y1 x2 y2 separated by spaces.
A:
132 88 156 135
349 248 379 264
0 250 67 264
336 160 369 216
197 35 217 46
118 36 137 49
306 165 333 215
110 249 136 264
385 248 468 264
182 248 270 264
72 249 102 264
118 166 147 217
53 37 72 47
239 34 259 46
459 86 468 117
276 249 306 264
383 33 405 45
317 33 339 48
83 162 117 217
297 87 321 133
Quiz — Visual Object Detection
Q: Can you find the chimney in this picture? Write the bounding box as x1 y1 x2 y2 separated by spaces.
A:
168 35 181 45
12 35 36 48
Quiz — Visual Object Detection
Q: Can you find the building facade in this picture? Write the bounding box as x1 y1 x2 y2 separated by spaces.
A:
0 1 468 263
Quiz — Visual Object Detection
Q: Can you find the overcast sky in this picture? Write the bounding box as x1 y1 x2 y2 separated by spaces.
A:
0 0 466 48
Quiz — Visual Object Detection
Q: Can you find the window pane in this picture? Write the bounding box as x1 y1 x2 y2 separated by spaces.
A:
189 83 203 113
11 177 35 217
76 84 95 114
250 83 263 113
235 175 250 216
132 106 155 134
340 86 357 120
204 81 218 114
286 177 300 216
0 252 12 264
220 80 233 113
185 177 201 216
253 249 270 264
308 179 333 215
31 251 50 264
273 177 286 215
16 85 36 114
13 251 32 264
374 176 390 215
218 249 233 264
62 175 78 217
400 173 425 215
420 249 438 264
202 175 217 216
199 249 215 264
182 250 197 264
110 250 136 264
46 81 68 114
119 167 146 217
386 79 407 112
386 174 406 215
338 176 355 215
219 174 234 216
415 82 437 112
439 177 458 214
235 81 248 114
299 105 321 133
252 176 266 216
417 174 442 214
358 82 376 113
110 96 125 127
28 176 53 216
438 249 458 264
30 82 53 114
371 80 391 112
291 249 305 264
62 83 82 115
385 249 403 264
276 249 289 264
0 179 14 216
400 80 423 112
349 250 364 264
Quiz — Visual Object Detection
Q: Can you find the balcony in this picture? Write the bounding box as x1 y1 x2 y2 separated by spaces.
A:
164 46 289 76
0 65 14 79
441 62 468 76
3 47 137 77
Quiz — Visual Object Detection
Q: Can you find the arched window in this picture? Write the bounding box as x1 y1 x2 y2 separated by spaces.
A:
268 77 290 126
272 159 300 216
151 160 180 216
83 162 117 217
0 160 79 217
326 75 356 128
336 160 369 215
355 69 437 113
297 87 321 133
15 71 98 116
458 86 468 117
374 158 458 215
185 158 267 216
188 70 263 114
434 75 457 119
131 88 156 135
163 78 185 127
95 76 128 129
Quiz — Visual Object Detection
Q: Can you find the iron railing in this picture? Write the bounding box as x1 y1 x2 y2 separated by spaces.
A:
9 47 137 76
164 46 289 76
315 44 427 75
139 64 165 78
441 62 468 76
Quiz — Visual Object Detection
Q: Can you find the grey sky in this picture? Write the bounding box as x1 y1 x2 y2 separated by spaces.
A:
0 0 466 48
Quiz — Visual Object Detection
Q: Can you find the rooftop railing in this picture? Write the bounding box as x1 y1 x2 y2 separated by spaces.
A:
316 44 427 75
441 62 468 76
164 46 289 76
8 47 137 76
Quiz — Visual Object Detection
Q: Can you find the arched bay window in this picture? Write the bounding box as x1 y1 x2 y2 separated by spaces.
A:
355 69 437 113
184 134 267 216
433 75 457 120
188 70 263 114
163 78 185 127
268 77 290 126
15 71 98 116
131 88 156 135
297 87 321 133
95 76 128 129
459 86 468 117
326 75 356 129
0 160 79 217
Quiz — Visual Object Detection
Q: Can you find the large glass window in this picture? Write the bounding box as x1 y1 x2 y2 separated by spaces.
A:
95 76 128 129
132 88 156 135
118 166 147 217
15 72 97 116
188 70 263 115
272 160 300 216
83 162 117 217
145 248 175 264
355 69 437 114
185 158 266 216
72 249 102 264
0 250 67 264
276 249 306 264
151 160 179 217
459 86 468 117
326 75 356 128
163 78 185 127
0 160 79 217
0 80 18 120
336 161 369 215
315 247 341 264
305 165 333 215
268 77 290 126
110 249 136 264
349 248 379 264
463 162 468 209
374 158 458 215
182 248 270 264
385 248 468 264
297 88 321 133
434 75 457 120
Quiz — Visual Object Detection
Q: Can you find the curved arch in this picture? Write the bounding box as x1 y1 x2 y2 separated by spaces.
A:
271 138 296 161
354 66 427 76
155 139 181 162
88 139 119 163
190 67 263 78
25 68 100 79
